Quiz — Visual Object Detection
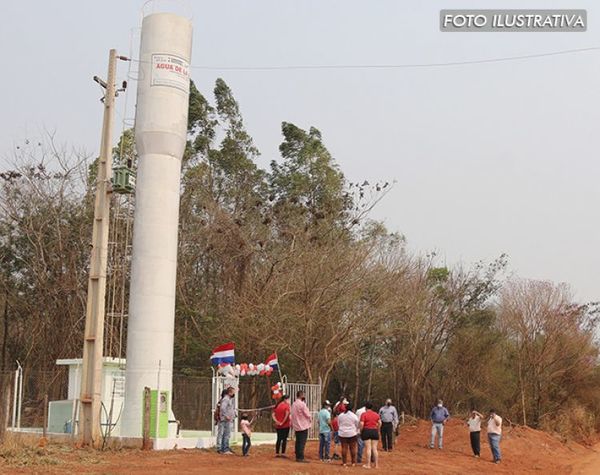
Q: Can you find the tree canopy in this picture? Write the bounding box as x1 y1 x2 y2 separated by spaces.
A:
1 79 599 440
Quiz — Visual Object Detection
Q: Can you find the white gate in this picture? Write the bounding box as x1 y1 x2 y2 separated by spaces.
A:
285 378 322 440
211 372 239 439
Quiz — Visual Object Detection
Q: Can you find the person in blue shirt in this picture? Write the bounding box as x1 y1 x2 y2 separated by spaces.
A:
429 399 450 449
318 400 333 461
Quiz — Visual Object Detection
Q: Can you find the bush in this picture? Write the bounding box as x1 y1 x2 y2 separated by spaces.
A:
540 403 596 444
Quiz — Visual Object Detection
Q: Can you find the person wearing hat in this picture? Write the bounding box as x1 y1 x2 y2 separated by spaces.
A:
318 400 333 461
333 396 349 416
379 398 399 451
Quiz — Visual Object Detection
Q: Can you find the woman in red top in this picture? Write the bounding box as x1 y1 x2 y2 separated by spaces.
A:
359 401 381 469
272 395 291 457
331 415 341 460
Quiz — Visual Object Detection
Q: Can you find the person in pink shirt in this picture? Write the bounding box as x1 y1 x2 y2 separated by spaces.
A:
290 390 312 463
240 413 255 456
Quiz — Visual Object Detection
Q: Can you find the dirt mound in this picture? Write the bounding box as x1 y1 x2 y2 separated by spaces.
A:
1 419 597 474
392 418 590 474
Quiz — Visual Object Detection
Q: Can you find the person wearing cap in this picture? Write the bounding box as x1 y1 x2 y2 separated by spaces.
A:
333 396 348 416
487 409 503 464
318 400 333 461
379 398 399 451
429 399 449 449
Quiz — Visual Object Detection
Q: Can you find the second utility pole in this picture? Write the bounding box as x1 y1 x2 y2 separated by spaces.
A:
79 48 117 448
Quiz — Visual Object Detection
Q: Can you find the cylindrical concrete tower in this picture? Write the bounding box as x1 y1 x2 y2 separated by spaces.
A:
121 11 192 438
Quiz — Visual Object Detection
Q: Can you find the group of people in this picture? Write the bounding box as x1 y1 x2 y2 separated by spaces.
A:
430 399 503 464
215 388 503 466
268 391 400 468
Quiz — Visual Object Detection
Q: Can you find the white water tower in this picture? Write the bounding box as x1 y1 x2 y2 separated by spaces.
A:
121 9 192 439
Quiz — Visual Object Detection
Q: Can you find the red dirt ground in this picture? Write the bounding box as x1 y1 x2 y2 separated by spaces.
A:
2 419 600 474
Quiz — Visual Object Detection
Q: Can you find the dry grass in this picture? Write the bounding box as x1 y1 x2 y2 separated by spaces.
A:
540 403 598 445
0 437 62 467
0 435 108 469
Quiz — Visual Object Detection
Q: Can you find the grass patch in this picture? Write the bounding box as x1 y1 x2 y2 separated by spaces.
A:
0 441 63 467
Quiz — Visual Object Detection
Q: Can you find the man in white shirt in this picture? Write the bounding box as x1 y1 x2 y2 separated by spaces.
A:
487 409 503 464
466 410 483 457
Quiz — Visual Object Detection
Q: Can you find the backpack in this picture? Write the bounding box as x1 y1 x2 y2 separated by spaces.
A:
214 400 221 424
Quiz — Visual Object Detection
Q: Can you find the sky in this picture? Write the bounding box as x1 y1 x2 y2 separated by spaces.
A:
1 0 598 303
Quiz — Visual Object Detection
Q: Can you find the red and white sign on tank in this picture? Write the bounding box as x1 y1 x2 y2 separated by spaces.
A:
151 53 190 92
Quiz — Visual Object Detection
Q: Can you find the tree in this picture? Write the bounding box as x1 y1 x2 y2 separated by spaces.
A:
498 279 599 427
0 134 91 371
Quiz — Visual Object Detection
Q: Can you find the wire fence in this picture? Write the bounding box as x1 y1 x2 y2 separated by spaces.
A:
3 368 283 436
1 367 69 434
19 368 68 429
0 371 13 442
172 375 277 432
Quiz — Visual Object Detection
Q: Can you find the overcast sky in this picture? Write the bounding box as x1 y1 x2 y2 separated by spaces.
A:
1 0 598 303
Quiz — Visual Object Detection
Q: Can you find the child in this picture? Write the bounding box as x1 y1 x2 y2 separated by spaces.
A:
240 413 255 456
331 414 341 460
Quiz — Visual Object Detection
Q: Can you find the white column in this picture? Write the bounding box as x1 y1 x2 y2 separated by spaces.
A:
121 11 192 437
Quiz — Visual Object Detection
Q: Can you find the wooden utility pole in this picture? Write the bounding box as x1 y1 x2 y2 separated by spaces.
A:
79 49 118 447
42 394 48 438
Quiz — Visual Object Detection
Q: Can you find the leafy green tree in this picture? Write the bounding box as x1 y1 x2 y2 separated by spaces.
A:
270 122 347 225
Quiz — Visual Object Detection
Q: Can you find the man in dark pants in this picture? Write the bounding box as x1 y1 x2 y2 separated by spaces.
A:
379 399 399 451
290 390 312 463
467 410 483 457
295 428 309 462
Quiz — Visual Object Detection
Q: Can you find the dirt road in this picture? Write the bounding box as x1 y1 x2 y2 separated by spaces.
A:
2 419 598 474
569 442 600 474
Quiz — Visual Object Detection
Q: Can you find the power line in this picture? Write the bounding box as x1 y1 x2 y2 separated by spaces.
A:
130 46 600 71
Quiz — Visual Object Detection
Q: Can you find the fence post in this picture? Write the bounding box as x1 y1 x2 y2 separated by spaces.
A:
4 380 10 427
11 368 18 428
401 411 405 425
0 376 8 442
71 399 79 440
142 387 151 450
16 364 22 429
42 394 48 438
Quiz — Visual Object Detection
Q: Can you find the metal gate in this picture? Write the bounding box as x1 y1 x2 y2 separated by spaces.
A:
211 372 239 438
285 378 322 440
